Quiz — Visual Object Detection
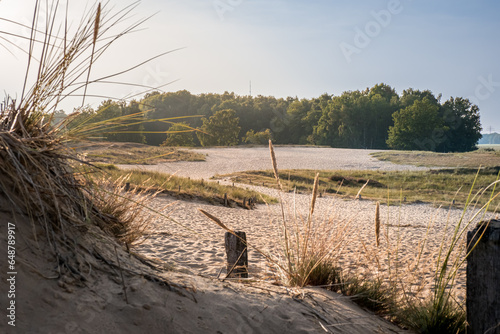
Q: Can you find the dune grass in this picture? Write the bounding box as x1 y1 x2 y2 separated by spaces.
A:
0 0 174 282
219 168 500 211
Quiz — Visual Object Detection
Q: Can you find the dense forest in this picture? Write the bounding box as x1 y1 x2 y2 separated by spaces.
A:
68 83 483 152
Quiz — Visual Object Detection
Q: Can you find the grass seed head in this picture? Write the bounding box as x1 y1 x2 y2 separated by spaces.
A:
269 139 283 190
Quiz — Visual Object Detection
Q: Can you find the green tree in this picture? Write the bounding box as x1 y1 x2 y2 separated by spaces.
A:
312 87 395 149
197 109 241 146
94 100 145 143
243 129 272 144
161 122 195 147
279 99 313 144
115 101 146 143
387 98 446 151
400 88 440 108
51 110 67 126
312 94 349 147
141 90 199 145
368 83 398 103
438 97 482 152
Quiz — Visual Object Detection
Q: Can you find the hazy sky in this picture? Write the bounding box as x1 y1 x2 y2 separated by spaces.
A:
1 0 499 133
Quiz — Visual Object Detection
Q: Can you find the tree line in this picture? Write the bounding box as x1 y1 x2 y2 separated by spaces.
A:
68 83 482 152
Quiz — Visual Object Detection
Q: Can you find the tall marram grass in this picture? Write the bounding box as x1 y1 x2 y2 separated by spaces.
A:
0 1 171 273
268 140 351 287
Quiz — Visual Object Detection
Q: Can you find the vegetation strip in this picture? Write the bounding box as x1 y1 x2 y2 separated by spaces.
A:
73 141 205 164
371 148 500 168
217 168 500 210
92 164 277 207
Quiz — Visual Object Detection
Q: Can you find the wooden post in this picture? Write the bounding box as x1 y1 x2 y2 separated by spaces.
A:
224 231 248 279
178 185 181 192
467 219 500 334
224 193 228 207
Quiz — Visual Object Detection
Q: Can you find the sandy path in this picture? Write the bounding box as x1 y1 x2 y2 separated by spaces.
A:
118 146 428 179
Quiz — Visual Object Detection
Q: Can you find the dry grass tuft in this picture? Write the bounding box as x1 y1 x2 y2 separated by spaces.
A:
267 142 351 287
0 107 89 238
85 174 158 246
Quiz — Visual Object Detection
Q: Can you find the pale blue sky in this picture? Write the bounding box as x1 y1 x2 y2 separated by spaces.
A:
1 0 499 133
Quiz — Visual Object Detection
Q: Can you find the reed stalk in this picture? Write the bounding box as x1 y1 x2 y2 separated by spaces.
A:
375 201 380 247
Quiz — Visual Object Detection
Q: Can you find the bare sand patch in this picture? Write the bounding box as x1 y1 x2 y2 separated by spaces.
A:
118 146 428 180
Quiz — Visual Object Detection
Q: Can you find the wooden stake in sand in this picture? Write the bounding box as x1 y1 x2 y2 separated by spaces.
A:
466 219 500 334
224 193 228 206
224 231 248 279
